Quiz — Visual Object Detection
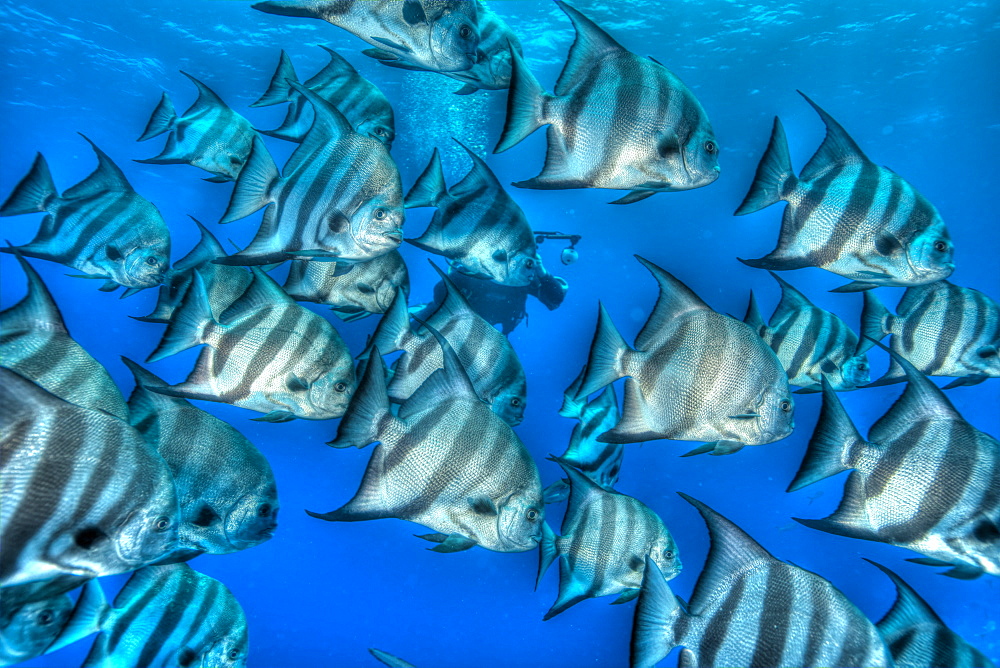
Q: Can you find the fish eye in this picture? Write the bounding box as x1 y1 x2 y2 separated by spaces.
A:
704 140 717 154
459 25 472 39
663 550 674 560
334 382 348 392
525 259 535 269
526 509 538 521
37 609 55 625
374 208 386 220
510 397 522 407
155 516 172 532
375 127 387 136
933 240 948 252
228 649 240 661
780 400 792 412
258 503 272 517
145 256 159 266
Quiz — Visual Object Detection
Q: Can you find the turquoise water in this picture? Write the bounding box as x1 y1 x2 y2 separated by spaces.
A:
1 0 997 665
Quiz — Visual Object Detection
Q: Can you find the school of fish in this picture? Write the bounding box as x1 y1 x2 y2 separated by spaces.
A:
0 1 996 667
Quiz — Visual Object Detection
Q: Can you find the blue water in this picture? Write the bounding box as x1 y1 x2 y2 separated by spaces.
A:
2 0 998 666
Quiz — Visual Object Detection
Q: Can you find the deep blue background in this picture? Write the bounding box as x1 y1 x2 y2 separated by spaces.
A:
1 0 997 666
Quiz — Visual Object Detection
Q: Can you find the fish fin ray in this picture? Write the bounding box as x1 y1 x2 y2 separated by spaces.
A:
0 153 57 216
404 148 448 208
578 303 632 397
734 117 797 215
137 92 177 141
787 378 861 492
553 0 627 96
146 272 215 362
494 48 550 153
631 557 684 668
798 91 870 179
633 256 709 349
251 50 298 107
219 136 279 224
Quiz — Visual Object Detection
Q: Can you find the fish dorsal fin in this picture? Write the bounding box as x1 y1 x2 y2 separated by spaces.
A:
121 355 186 419
561 461 607 513
769 271 814 320
798 91 870 180
424 261 476 322
179 71 229 114
218 267 294 323
633 255 710 350
554 1 628 97
868 340 961 433
310 45 360 86
250 50 298 108
1 251 68 334
172 217 226 273
679 493 776 616
866 559 945 639
287 79 354 144
450 138 502 197
63 135 133 198
399 318 479 418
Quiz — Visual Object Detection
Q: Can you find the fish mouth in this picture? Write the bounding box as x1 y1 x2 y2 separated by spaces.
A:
383 229 403 243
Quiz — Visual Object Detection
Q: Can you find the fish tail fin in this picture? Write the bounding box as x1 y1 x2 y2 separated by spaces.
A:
734 117 797 215
787 378 861 492
631 557 684 668
328 348 392 449
251 50 299 107
46 578 110 654
857 291 891 355
558 364 588 419
494 49 549 153
146 272 215 363
137 92 177 141
219 136 279 224
743 290 766 334
577 303 632 398
81 630 111 668
535 521 560 590
0 153 57 216
366 288 411 357
404 148 448 208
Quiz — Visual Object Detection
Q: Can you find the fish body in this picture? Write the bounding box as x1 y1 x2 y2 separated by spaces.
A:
406 143 539 287
147 268 356 421
251 0 481 73
283 250 409 322
789 353 1000 579
493 2 719 203
82 563 248 668
0 137 170 291
631 494 893 668
252 46 395 148
124 359 278 561
869 560 995 668
135 218 253 324
744 271 870 392
376 3 522 95
0 368 179 588
313 333 544 553
860 281 999 388
218 81 403 267
538 464 679 619
737 94 954 291
368 267 527 426
579 256 794 455
136 72 257 182
0 253 128 420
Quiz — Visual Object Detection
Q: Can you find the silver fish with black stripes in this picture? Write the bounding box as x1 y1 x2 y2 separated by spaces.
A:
578 255 794 456
631 494 893 668
137 71 257 183
311 329 543 554
146 268 356 422
406 141 539 287
494 1 720 204
860 280 999 388
123 359 279 562
537 463 680 620
0 136 170 293
744 271 870 392
789 348 1000 579
252 0 481 73
737 92 955 292
365 264 527 426
252 46 395 148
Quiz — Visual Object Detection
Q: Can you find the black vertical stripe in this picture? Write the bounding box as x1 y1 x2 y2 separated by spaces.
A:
749 565 793 667
698 576 747 667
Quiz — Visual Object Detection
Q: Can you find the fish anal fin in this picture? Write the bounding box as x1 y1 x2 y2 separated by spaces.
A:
794 471 880 541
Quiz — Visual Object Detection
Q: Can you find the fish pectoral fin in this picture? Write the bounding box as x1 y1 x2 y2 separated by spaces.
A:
942 374 987 389
906 557 983 579
414 533 478 553
362 47 402 62
251 410 298 423
454 83 478 95
99 280 121 292
727 413 760 419
830 280 879 293
203 175 232 183
793 386 821 394
609 190 657 205
468 496 499 516
682 440 745 457
369 36 413 54
542 479 570 505
611 588 641 605
286 372 310 393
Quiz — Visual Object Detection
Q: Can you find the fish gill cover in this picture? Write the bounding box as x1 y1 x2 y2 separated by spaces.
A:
0 0 997 666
